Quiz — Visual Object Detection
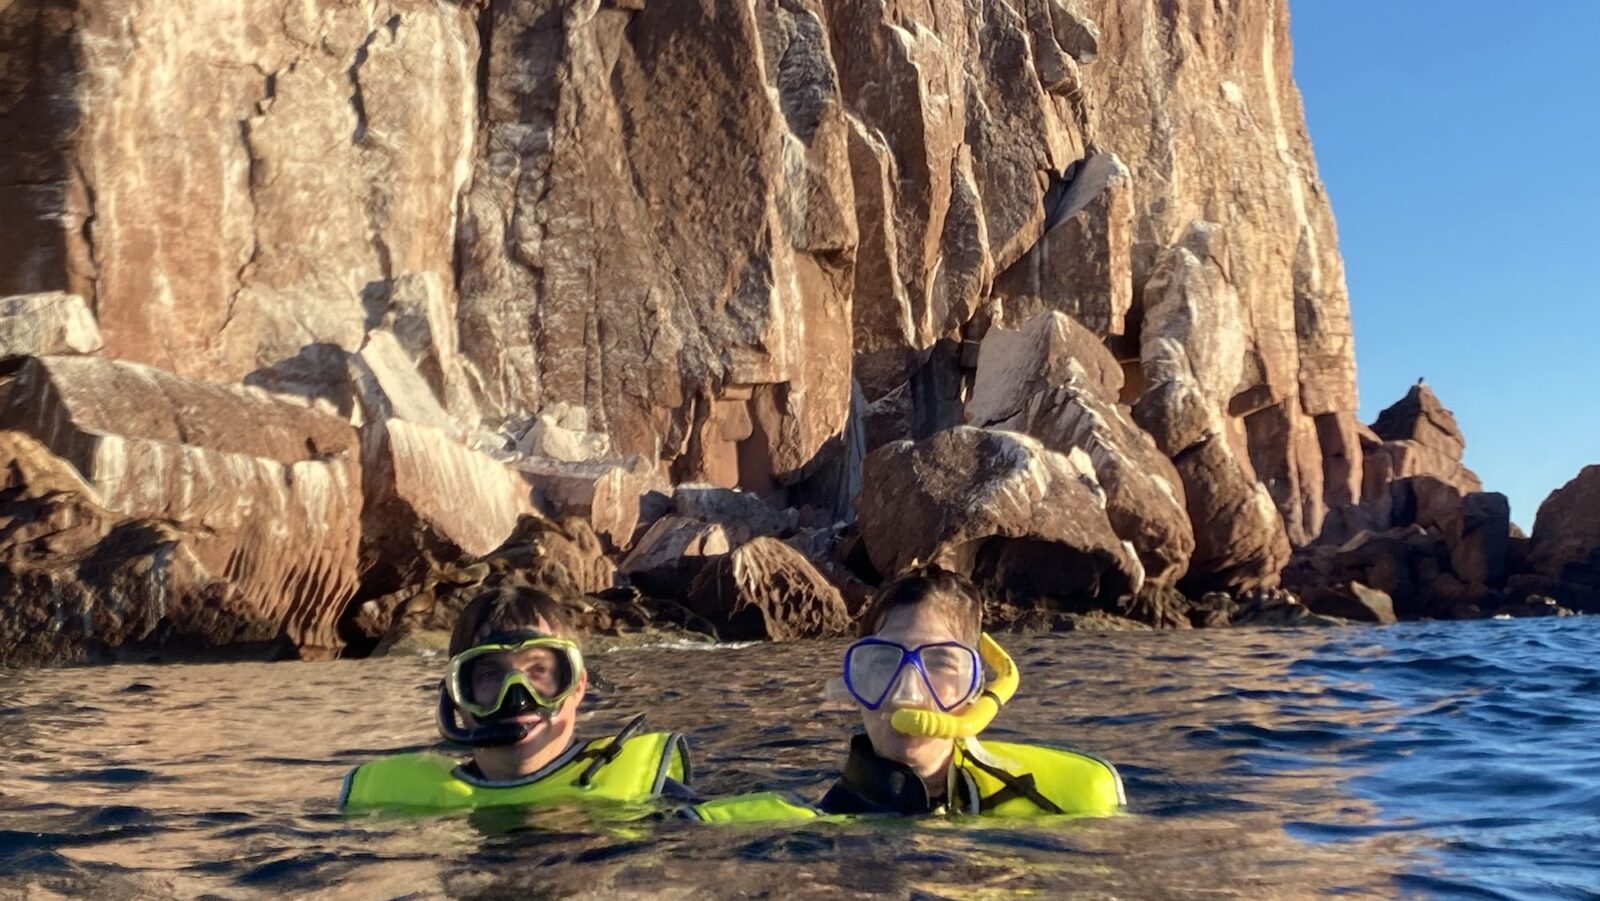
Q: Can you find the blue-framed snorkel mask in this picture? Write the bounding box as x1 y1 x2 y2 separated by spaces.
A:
841 638 982 712
838 634 1021 740
437 630 585 748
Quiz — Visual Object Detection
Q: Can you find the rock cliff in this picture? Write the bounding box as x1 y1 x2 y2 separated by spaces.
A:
1 0 1382 660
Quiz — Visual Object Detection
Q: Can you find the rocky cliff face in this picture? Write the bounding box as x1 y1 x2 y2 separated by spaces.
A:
0 0 1374 660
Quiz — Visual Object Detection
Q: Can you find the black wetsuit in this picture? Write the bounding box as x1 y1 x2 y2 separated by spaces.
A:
815 734 981 816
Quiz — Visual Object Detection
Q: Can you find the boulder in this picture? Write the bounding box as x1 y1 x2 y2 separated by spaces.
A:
1525 465 1600 612
518 455 665 552
349 329 461 435
966 311 1124 417
686 537 853 641
515 403 613 462
1173 435 1292 593
857 426 1142 609
619 515 733 599
784 526 876 615
979 382 1193 588
358 418 538 598
671 485 798 545
990 154 1134 336
359 515 617 653
1303 582 1397 625
0 357 362 658
0 293 102 358
967 313 1190 586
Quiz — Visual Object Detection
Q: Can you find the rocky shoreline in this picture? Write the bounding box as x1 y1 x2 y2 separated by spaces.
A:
1 1 1594 666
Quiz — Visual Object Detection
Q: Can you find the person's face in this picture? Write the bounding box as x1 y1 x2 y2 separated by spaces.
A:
466 615 586 778
858 605 969 780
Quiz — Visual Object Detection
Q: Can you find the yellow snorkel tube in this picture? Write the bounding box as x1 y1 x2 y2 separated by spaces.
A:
890 633 1018 739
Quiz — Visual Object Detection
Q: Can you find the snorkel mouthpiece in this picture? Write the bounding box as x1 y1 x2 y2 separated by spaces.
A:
890 633 1018 739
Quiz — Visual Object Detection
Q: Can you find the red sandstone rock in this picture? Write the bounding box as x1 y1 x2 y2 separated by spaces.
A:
0 358 362 659
686 537 853 641
857 426 1142 607
1 0 1370 632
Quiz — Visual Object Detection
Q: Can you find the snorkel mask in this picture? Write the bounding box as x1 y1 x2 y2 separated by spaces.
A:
437 631 585 747
839 632 1019 740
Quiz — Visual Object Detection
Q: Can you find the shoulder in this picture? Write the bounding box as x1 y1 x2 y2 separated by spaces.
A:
339 752 463 810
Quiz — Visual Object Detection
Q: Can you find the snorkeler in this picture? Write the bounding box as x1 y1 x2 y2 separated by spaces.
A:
689 568 1124 822
340 583 693 812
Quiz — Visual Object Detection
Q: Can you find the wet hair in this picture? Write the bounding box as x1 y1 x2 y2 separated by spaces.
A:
859 567 983 646
448 582 576 656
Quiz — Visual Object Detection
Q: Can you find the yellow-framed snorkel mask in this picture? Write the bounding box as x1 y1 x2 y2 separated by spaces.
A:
437 631 585 747
889 633 1019 740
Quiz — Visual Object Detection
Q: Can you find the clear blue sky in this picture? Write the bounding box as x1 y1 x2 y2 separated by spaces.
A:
1291 3 1600 529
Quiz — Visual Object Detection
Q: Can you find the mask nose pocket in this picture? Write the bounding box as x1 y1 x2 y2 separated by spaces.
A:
887 666 930 706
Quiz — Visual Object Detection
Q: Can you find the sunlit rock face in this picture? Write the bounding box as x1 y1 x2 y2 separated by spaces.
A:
2 0 1363 622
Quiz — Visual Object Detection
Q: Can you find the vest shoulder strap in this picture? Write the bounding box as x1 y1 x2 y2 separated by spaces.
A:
960 740 1125 818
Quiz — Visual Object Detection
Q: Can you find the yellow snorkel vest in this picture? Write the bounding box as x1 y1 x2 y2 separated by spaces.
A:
691 634 1123 824
340 730 690 813
688 739 1122 823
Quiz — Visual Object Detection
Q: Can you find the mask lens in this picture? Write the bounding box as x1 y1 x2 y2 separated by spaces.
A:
918 644 980 710
449 638 579 717
844 642 908 708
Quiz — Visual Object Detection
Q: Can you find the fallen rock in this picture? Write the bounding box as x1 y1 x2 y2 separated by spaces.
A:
671 484 798 545
1303 582 1396 625
977 378 1193 588
990 154 1134 336
0 431 278 665
518 455 665 552
1173 435 1292 593
358 418 538 598
0 293 102 358
360 515 618 653
784 526 875 615
0 357 363 659
619 515 733 599
349 329 461 435
686 537 853 641
966 311 1124 417
857 426 1142 609
515 403 613 462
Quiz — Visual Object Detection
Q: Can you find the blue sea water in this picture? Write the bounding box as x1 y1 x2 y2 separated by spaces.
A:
0 617 1596 899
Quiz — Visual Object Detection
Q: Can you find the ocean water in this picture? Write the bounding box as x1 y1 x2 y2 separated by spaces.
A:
1 617 1596 899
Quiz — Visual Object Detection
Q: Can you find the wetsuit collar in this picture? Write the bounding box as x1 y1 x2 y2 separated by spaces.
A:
822 734 981 816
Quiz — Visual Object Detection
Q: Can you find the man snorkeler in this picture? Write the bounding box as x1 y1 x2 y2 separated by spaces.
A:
341 583 693 812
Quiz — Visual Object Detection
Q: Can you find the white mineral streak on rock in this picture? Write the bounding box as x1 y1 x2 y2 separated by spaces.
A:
0 293 102 357
384 418 536 558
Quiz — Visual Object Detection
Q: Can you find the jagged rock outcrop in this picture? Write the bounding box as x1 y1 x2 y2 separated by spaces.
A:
1514 466 1600 612
686 537 852 641
0 356 362 661
0 431 281 665
968 312 1192 587
2 0 1375 652
4 0 1358 529
1363 383 1483 502
858 426 1142 614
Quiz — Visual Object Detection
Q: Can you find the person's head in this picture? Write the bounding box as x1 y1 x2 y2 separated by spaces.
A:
445 582 587 779
848 567 984 781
